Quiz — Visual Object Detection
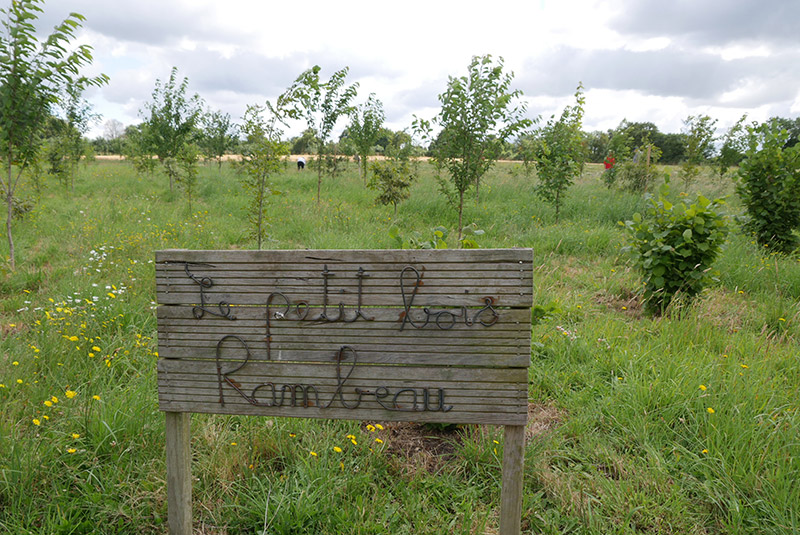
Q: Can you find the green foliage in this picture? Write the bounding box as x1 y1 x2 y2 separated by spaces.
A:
680 114 717 186
618 141 664 192
414 54 530 239
138 66 204 192
347 93 385 183
200 110 237 171
237 103 288 249
0 0 107 269
714 115 747 179
623 182 729 313
368 158 415 215
532 83 585 220
736 120 800 252
388 225 449 249
278 65 359 204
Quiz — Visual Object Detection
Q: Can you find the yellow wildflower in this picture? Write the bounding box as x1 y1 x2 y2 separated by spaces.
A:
333 446 343 453
92 395 101 401
375 424 384 430
72 433 80 439
12 361 19 366
699 385 707 391
67 448 76 454
32 419 41 426
374 438 383 444
65 390 77 399
51 396 58 403
309 451 317 457
44 400 53 407
707 407 715 414
702 449 708 454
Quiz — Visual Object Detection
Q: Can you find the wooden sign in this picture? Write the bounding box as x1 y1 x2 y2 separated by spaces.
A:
155 249 533 534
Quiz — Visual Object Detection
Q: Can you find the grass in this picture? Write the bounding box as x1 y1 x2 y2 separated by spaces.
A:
1 159 799 534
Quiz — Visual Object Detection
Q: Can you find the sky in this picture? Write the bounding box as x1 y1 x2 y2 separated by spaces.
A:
32 0 800 140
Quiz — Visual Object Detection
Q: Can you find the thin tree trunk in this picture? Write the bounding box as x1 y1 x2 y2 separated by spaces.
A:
458 190 464 244
257 176 265 250
362 156 368 186
317 160 323 205
5 165 15 270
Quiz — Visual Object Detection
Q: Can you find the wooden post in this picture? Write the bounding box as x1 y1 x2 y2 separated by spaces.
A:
499 424 526 535
165 411 192 535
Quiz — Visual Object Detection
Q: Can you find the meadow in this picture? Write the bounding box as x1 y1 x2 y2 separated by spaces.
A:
1 159 798 534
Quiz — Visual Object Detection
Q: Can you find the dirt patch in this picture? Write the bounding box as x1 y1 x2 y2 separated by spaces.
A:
526 402 565 441
376 403 565 473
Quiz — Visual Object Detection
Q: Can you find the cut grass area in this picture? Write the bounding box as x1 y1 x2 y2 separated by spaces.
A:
0 160 798 534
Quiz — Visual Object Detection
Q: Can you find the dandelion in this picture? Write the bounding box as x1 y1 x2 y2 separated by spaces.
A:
71 433 80 439
230 442 237 446
289 433 296 438
707 407 715 414
67 448 76 454
92 395 101 401
92 346 101 351
699 385 707 391
0 384 5 388
702 449 708 454
333 446 343 453
107 293 116 299
42 415 49 420
44 400 53 407
346 434 356 440
12 361 19 366
351 439 358 446
32 419 41 426
374 438 383 444
740 364 749 369
493 440 500 445
65 390 77 399
366 424 375 432
51 396 58 403
309 451 317 457
778 318 786 322
622 306 628 310
17 379 23 384
340 462 345 471
68 336 78 342
375 424 384 430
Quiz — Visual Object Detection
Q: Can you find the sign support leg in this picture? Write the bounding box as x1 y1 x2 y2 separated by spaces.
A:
165 411 192 535
499 424 525 535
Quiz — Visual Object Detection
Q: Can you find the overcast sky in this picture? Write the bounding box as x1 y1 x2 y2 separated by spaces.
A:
34 0 800 140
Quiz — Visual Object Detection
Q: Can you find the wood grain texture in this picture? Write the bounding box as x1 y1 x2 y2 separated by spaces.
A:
156 249 532 425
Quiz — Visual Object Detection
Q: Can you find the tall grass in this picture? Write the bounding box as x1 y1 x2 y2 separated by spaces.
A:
0 160 798 533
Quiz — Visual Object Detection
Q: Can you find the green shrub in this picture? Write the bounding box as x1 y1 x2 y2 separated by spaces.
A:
622 183 729 313
736 120 800 252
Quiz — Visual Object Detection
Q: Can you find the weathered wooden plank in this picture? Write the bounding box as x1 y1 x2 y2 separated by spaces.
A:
156 399 527 425
158 359 528 383
155 289 531 308
499 425 526 535
156 305 530 328
165 411 192 535
156 248 533 264
158 374 527 397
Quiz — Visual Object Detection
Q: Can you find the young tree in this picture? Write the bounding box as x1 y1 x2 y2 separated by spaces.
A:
680 114 717 186
201 109 238 172
237 104 288 249
278 65 359 204
55 81 99 192
0 0 107 269
347 93 385 184
532 83 585 221
414 55 531 240
737 120 800 252
714 114 747 179
139 66 204 192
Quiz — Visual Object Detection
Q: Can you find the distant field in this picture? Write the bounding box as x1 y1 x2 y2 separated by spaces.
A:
1 160 798 534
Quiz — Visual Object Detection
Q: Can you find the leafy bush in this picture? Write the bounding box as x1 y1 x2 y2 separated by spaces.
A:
736 121 800 252
369 159 415 214
622 183 729 313
618 142 664 192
